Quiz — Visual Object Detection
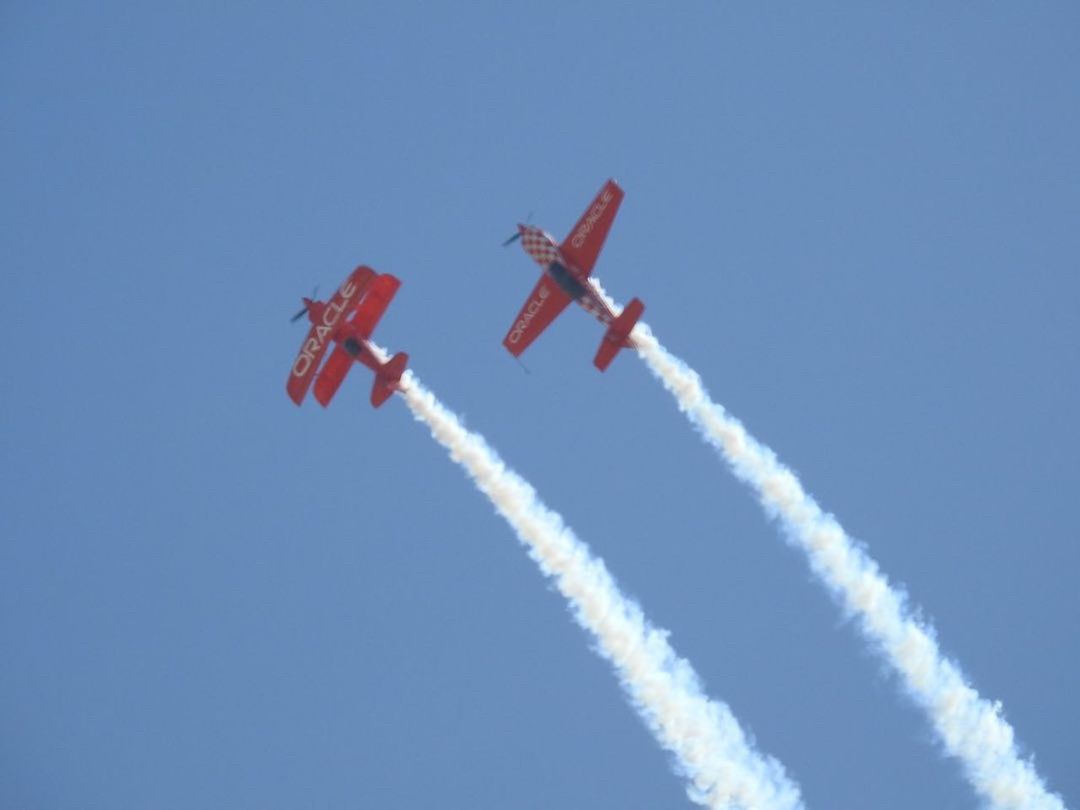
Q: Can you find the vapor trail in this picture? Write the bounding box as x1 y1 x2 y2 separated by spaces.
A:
396 372 803 810
631 323 1064 810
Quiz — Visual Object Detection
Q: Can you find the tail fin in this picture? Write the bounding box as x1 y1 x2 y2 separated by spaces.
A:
371 352 408 408
594 298 644 371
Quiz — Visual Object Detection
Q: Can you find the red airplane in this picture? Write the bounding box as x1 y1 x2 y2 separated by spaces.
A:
286 266 408 408
502 179 645 371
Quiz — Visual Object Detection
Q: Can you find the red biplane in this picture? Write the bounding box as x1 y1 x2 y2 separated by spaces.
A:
286 266 408 408
502 179 645 371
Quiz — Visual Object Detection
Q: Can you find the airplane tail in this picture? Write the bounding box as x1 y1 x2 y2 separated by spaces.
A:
371 352 409 408
594 298 644 371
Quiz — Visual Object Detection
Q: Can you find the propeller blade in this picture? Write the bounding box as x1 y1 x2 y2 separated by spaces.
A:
290 285 319 323
501 231 521 247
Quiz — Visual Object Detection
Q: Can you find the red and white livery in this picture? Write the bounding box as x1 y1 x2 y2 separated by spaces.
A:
502 179 644 371
286 266 408 408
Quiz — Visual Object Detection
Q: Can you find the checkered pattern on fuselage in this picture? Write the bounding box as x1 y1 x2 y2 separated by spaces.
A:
578 291 613 325
519 226 561 269
517 225 616 325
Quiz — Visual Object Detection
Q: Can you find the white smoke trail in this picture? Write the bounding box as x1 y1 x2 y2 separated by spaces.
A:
395 371 803 810
630 322 1065 810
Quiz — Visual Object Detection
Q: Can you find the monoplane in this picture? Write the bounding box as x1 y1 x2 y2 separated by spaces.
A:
502 179 644 370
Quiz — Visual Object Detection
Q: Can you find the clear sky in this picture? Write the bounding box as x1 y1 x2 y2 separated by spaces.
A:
3 3 1077 808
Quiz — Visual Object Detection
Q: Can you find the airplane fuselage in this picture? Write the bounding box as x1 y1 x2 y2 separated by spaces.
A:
342 334 382 373
515 224 615 326
547 261 587 301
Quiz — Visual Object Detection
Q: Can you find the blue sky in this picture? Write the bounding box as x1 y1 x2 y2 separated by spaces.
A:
3 3 1077 808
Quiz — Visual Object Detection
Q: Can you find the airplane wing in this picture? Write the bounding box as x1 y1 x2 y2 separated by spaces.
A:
286 322 333 405
313 344 353 407
333 265 377 310
559 179 624 277
352 273 401 338
502 273 572 357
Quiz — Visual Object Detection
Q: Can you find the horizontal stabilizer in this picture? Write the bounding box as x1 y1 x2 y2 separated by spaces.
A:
371 352 408 408
594 297 644 371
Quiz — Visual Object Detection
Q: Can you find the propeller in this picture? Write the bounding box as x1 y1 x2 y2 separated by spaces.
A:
501 211 533 247
290 285 319 323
